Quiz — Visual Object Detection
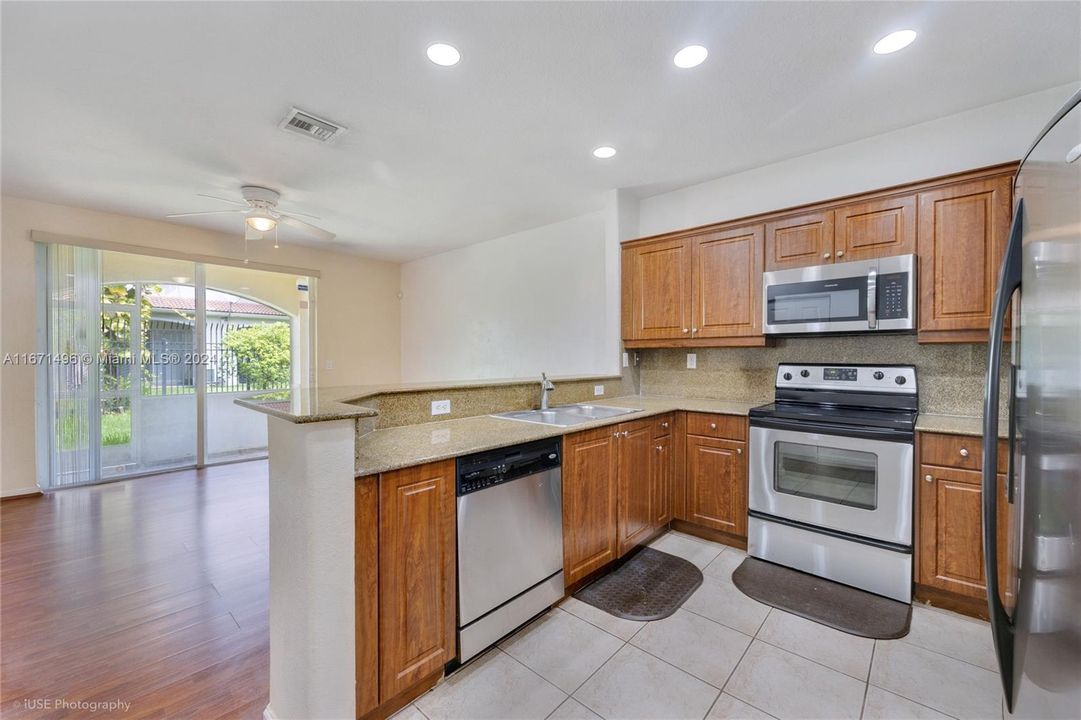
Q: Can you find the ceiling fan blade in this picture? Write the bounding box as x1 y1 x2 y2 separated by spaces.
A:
276 206 321 220
279 214 336 242
166 210 245 218
196 193 248 207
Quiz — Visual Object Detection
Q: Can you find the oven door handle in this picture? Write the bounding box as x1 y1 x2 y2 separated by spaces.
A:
749 416 911 442
867 267 878 330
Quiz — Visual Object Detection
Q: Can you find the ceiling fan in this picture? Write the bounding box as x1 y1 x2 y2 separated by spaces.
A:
167 186 335 242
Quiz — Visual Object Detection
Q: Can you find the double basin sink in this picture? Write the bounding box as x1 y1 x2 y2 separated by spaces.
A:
491 403 641 428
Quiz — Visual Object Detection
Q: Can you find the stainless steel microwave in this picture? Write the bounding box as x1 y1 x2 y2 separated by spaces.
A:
762 253 916 335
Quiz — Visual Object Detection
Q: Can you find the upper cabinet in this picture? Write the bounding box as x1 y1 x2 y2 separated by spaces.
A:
764 211 834 270
623 224 765 347
917 174 1012 343
834 194 916 262
621 163 1017 347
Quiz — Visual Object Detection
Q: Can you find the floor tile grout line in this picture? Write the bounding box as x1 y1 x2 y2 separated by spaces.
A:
715 627 780 720
562 637 630 716
557 601 645 644
859 641 876 719
750 632 872 683
864 680 967 720
494 647 571 708
894 633 1000 674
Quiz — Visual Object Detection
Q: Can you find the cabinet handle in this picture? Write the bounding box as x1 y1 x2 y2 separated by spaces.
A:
737 448 743 455
682 328 689 333
613 432 620 438
925 474 933 483
836 250 845 258
823 252 831 259
960 448 970 458
661 421 669 429
622 430 629 438
655 445 663 451
710 422 717 430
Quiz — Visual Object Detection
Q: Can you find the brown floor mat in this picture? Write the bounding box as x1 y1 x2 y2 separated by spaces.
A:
574 547 703 621
732 557 911 639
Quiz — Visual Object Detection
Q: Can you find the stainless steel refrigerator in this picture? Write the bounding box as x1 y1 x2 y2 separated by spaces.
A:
984 88 1081 718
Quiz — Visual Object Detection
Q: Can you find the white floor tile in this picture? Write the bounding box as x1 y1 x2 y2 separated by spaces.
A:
650 532 724 569
725 640 866 720
500 608 624 693
559 596 645 641
707 693 776 720
870 640 1002 720
390 704 428 720
416 649 566 720
547 697 602 720
861 685 952 720
902 605 998 672
756 610 874 680
574 644 719 720
682 575 770 636
703 547 747 582
630 608 752 689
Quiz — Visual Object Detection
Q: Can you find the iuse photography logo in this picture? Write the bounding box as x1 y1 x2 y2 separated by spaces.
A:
14 698 131 713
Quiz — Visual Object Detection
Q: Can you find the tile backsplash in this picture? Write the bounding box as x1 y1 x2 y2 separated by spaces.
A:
637 335 1001 417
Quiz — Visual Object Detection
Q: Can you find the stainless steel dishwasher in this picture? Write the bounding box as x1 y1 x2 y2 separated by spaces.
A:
456 437 564 662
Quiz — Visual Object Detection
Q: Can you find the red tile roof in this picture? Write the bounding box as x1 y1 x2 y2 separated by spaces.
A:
147 294 286 317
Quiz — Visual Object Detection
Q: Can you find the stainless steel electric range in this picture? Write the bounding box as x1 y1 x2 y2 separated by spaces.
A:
747 363 917 603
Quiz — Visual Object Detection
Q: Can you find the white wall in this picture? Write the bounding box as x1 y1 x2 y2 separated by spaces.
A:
637 82 1081 237
400 212 613 382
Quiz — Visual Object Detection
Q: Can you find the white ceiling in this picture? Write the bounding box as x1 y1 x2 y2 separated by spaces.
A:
3 2 1078 261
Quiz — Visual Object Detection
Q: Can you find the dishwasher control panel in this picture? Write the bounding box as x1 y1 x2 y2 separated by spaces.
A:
457 437 562 496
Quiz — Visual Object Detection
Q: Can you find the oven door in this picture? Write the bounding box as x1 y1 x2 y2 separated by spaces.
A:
749 424 913 546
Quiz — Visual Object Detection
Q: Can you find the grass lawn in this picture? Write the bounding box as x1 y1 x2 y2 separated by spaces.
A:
58 407 131 449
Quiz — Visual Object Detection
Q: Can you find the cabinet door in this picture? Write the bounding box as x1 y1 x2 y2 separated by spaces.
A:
651 433 673 529
379 460 456 701
917 175 1011 341
764 211 834 270
356 477 380 716
617 420 654 556
686 436 747 536
834 194 916 262
692 225 764 338
563 427 618 585
623 238 693 340
917 464 1010 600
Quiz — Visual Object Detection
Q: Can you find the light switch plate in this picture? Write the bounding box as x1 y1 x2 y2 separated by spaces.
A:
594 385 604 396
431 399 451 415
324 359 334 370
686 353 697 369
622 352 629 368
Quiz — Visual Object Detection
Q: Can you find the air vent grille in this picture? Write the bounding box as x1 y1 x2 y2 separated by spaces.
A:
279 107 346 143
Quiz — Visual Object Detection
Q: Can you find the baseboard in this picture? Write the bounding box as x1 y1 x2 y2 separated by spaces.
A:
671 519 748 550
1 486 42 500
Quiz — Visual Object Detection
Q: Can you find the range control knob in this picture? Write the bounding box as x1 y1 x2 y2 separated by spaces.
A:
895 376 907 385
800 369 810 378
783 372 793 381
873 371 885 380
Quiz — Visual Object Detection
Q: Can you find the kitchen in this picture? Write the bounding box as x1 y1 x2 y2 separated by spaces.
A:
1 3 1079 720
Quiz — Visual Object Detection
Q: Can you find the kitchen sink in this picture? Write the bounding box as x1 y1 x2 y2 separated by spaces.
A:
491 403 640 427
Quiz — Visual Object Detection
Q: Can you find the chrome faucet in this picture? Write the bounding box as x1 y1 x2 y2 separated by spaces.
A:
539 373 555 410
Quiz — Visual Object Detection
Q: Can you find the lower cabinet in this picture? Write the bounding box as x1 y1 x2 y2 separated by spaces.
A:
685 435 747 536
651 426 673 528
616 420 655 556
563 427 619 585
917 433 1011 605
356 459 457 718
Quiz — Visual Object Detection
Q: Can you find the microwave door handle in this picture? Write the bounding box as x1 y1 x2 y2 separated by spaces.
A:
866 268 877 329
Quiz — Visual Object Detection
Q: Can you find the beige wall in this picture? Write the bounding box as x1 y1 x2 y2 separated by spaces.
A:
0 195 401 495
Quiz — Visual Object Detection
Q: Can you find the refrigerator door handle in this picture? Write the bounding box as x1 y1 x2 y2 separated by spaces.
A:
983 197 1023 711
1006 362 1018 504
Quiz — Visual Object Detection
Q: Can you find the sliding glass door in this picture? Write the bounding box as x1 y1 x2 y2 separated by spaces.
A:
41 243 311 489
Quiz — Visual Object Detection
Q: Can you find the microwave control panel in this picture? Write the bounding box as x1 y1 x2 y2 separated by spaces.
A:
877 272 909 319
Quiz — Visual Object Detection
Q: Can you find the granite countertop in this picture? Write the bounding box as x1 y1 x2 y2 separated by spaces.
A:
916 413 1008 439
234 373 623 424
354 395 762 476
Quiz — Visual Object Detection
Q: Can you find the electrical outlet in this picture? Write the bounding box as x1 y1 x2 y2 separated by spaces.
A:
686 353 697 369
594 385 604 396
622 352 629 368
431 399 451 415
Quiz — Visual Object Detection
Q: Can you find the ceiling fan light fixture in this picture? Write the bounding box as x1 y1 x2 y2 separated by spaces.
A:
245 211 277 233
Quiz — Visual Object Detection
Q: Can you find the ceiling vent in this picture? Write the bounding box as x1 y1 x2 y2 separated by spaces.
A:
278 107 347 144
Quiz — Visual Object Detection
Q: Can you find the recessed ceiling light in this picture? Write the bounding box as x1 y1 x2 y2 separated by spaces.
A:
673 45 708 69
592 146 617 159
426 43 461 66
873 29 917 55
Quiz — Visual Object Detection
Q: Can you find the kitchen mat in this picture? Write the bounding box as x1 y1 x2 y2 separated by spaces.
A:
732 557 911 639
574 547 703 621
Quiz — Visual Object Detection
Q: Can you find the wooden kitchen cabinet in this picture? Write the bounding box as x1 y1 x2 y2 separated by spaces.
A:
651 416 674 528
692 225 764 339
764 211 834 270
617 420 655 556
622 238 692 341
378 460 457 702
833 193 916 262
917 173 1012 342
563 426 619 585
686 435 748 536
917 433 1011 605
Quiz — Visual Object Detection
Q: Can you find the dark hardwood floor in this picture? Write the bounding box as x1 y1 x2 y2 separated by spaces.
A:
1 461 270 719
